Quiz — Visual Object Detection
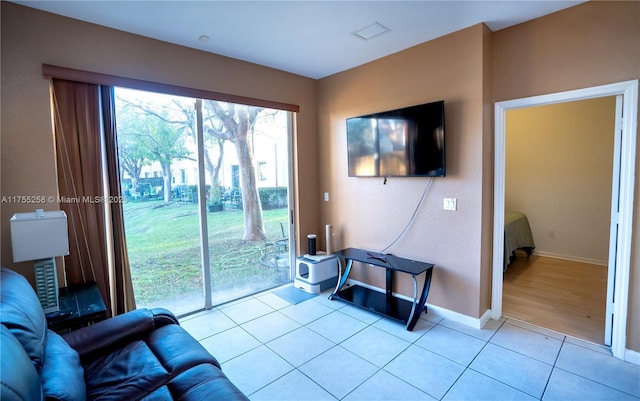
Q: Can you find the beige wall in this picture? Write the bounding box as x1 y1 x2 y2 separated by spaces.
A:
0 3 319 281
318 24 492 319
492 1 639 352
506 97 616 264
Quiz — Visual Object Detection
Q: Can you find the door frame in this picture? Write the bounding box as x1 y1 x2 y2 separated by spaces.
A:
491 80 638 360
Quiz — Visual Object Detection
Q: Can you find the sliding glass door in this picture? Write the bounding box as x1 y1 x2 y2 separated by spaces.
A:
114 88 293 316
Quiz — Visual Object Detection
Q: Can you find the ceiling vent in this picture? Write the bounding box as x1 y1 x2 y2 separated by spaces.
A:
351 22 391 41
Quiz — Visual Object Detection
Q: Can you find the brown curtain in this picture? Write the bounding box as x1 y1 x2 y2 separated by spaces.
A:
51 79 135 316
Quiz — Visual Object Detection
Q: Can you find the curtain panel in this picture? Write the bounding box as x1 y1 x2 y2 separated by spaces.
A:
100 86 136 315
51 79 135 316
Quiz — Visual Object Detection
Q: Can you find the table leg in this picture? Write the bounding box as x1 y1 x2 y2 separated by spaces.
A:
330 258 353 300
406 268 433 331
386 268 393 314
405 274 419 330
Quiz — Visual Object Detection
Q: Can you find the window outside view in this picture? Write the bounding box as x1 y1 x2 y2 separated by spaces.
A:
114 88 292 316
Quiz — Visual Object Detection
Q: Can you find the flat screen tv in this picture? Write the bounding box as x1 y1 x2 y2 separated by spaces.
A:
346 100 445 177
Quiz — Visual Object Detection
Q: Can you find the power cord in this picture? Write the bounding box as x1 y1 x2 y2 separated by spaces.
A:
381 177 433 253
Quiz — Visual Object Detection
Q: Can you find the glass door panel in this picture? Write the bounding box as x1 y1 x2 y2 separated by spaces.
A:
202 100 291 306
115 88 204 316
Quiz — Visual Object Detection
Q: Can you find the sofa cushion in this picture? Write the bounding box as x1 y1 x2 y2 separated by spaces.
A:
0 267 47 372
40 330 86 401
139 385 173 401
0 324 44 401
83 339 170 400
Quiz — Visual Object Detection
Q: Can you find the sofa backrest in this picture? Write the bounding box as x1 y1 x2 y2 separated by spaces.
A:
0 267 47 372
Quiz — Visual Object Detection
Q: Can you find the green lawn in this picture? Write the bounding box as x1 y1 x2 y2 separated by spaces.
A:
123 200 290 306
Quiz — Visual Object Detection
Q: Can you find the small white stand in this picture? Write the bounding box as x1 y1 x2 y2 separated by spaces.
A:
294 252 338 294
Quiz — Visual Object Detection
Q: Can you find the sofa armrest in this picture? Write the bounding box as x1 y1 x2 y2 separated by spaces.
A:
148 307 179 325
62 308 177 359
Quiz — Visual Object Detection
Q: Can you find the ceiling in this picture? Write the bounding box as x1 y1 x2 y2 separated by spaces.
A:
14 1 585 79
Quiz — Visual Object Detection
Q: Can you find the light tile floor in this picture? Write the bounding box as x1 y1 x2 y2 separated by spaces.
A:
180 287 640 401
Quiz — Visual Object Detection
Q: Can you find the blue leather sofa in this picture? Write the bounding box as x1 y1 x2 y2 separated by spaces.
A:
0 267 248 400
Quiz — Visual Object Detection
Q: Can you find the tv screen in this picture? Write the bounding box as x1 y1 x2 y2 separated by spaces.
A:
346 100 445 177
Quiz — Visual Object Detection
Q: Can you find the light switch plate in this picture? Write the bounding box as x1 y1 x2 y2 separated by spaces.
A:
443 197 457 211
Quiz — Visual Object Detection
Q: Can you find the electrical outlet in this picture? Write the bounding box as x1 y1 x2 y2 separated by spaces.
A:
324 192 330 202
443 198 457 211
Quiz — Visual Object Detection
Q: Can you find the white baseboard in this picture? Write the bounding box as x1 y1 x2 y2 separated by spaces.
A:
534 251 607 266
625 348 640 365
426 305 493 330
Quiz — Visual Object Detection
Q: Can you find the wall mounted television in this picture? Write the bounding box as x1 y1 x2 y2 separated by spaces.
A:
346 100 445 177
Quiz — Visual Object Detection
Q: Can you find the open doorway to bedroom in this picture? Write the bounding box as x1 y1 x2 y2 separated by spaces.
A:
492 80 638 360
501 96 615 344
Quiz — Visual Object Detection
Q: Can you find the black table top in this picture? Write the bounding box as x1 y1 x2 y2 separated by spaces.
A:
334 247 433 275
47 281 106 330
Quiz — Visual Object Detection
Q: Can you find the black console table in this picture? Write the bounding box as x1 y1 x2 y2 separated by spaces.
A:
329 248 434 331
46 281 107 333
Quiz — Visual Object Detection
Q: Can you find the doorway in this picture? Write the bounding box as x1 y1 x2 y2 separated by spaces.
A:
502 97 615 343
491 80 638 360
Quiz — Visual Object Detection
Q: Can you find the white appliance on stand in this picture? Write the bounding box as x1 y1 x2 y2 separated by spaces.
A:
294 253 338 294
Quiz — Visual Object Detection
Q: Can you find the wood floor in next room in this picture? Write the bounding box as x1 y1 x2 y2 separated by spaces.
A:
502 254 608 344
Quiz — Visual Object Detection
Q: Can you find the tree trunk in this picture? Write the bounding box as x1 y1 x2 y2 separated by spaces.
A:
161 162 172 203
207 101 265 241
236 129 264 241
204 140 224 192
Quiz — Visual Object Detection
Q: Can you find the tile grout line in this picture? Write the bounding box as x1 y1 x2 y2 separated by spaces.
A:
549 340 640 399
337 313 431 400
255 301 375 400
271 297 441 399
539 334 568 399
438 318 509 400
235 295 376 399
